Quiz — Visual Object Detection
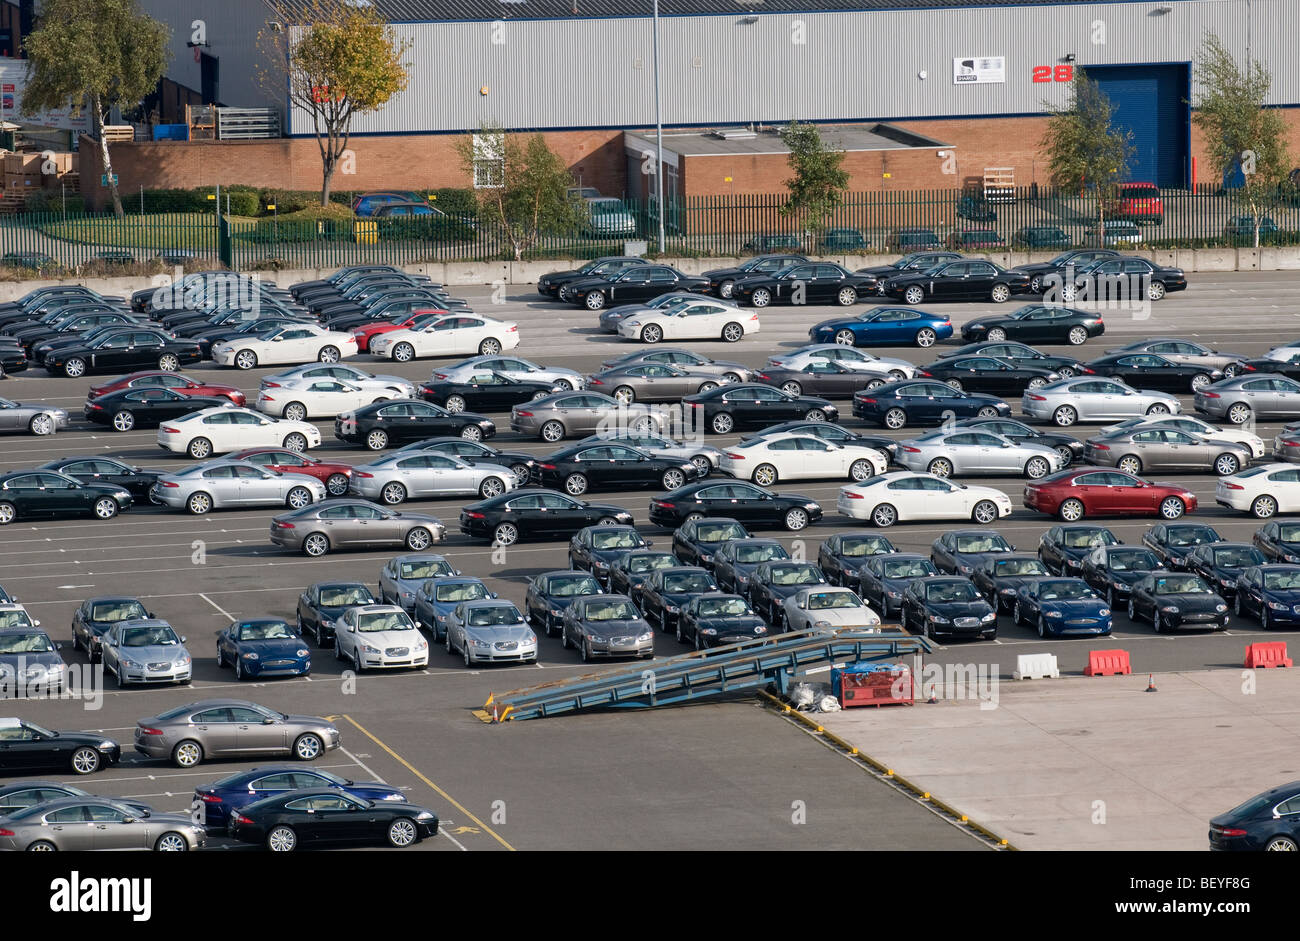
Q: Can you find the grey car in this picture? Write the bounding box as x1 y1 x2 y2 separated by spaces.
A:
1083 427 1253 476
378 553 458 611
444 600 538 666
560 593 654 662
510 391 668 443
348 451 516 504
151 459 326 515
588 362 728 404
134 698 341 768
1022 377 1180 426
1195 374 1300 425
575 431 724 475
896 429 1065 479
101 619 192 687
0 397 69 436
597 347 757 383
0 797 205 852
270 499 446 556
1105 338 1247 377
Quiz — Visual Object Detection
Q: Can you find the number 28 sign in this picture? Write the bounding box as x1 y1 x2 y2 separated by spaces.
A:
1032 65 1075 83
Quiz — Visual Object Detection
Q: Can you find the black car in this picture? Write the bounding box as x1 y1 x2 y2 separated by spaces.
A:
37 456 162 503
638 566 720 632
32 323 158 364
0 718 121 775
649 481 821 532
702 254 809 299
568 525 653 587
953 417 1084 465
417 372 558 413
1079 545 1164 607
396 437 537 486
1084 352 1222 393
817 531 897 587
459 489 633 546
43 331 201 378
1038 524 1121 575
741 422 900 463
534 442 698 496
899 576 998 640
0 781 149 818
921 355 1059 395
524 569 603 636
747 561 829 626
1209 781 1300 852
295 582 378 646
608 550 680 606
538 256 646 299
1252 520 1300 564
852 379 1010 429
1237 356 1300 381
0 471 133 525
856 554 937 618
335 399 496 450
1183 542 1266 601
930 529 1016 577
1011 226 1071 251
683 383 838 435
678 594 768 648
1126 571 1230 632
937 341 1089 379
1017 249 1119 294
882 260 1031 305
671 516 750 570
565 265 709 311
83 387 231 432
1054 256 1187 304
227 788 438 851
755 359 900 399
70 596 153 663
971 554 1051 612
856 252 964 291
960 305 1105 346
6 310 143 349
0 345 26 375
1142 522 1224 571
731 262 878 308
711 538 790 594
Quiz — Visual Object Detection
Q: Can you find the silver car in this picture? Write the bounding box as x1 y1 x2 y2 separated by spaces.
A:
767 344 918 379
597 348 757 383
1100 415 1266 460
270 499 446 556
151 459 326 515
576 431 724 475
510 391 668 443
379 553 458 610
1105 338 1247 377
1023 377 1180 427
101 619 192 687
349 451 517 504
0 797 205 852
133 698 342 767
896 429 1065 479
1194 374 1300 425
431 355 585 390
260 363 416 398
0 397 68 436
1083 427 1253 476
445 600 538 666
560 594 654 662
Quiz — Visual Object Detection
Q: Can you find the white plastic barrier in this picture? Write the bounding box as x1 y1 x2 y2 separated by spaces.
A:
1013 653 1060 680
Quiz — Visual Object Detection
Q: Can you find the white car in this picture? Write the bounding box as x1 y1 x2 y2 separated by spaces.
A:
1100 415 1266 460
370 314 520 362
212 323 359 370
767 345 918 379
261 364 416 399
256 377 402 421
837 471 1014 527
782 587 882 632
1259 342 1300 363
431 355 585 391
617 300 759 344
332 604 429 671
719 432 888 485
1215 463 1300 519
156 407 323 459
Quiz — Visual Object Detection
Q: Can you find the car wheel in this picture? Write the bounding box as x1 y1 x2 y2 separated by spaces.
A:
366 430 389 450
972 500 999 524
696 382 719 396
718 281 735 298
1191 374 1213 393
722 372 743 383
1028 276 1043 294
884 408 907 430
661 469 686 490
70 747 101 775
280 430 309 452
946 378 963 391
711 412 734 434
187 437 212 459
641 324 663 344
1147 281 1166 301
750 288 771 308
1159 497 1186 519
784 508 810 531
540 420 565 443
444 395 467 413
986 328 1007 342
1128 597 1138 622
387 817 418 848
1214 453 1241 476
581 640 593 663
1058 498 1085 521
281 401 308 422
977 406 1000 418
866 378 886 391
27 841 56 852
871 503 897 528
1251 494 1278 519
1026 377 1048 390
1055 445 1075 464
318 345 341 363
612 386 638 406
564 473 588 496
187 491 213 515
1057 366 1076 379
325 473 349 496
1222 363 1239 379
1145 403 1170 416
927 458 953 478
493 523 519 546
63 357 86 378
780 381 803 397
479 338 503 356
381 482 407 505
584 292 607 311
293 733 323 761
302 533 330 557
393 342 415 363
172 740 202 769
111 410 136 432
990 284 1011 303
234 657 245 681
721 322 745 343
234 350 258 370
849 459 874 482
1265 836 1299 851
405 527 433 551
286 486 313 509
904 287 926 306
837 287 857 306
1037 616 1047 638
479 476 506 499
93 497 119 520
153 350 182 371
1025 456 1050 479
834 329 856 346
267 826 297 852
1154 612 1167 634
804 408 826 423
1013 601 1023 626
914 327 936 347
1107 586 1116 608
1261 606 1271 631
1227 403 1252 425
1053 405 1077 427
1067 327 1088 346
684 512 705 523
1117 455 1142 475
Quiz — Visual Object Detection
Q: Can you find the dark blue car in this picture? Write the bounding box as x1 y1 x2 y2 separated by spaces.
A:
412 575 494 639
853 379 1010 429
193 765 405 831
215 618 311 681
1233 564 1300 629
807 306 953 349
1210 781 1300 851
1011 577 1112 637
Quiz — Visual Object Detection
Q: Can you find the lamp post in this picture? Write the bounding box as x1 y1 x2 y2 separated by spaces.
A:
652 0 665 254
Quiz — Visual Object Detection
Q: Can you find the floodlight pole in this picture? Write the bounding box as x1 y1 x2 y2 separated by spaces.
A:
653 0 665 254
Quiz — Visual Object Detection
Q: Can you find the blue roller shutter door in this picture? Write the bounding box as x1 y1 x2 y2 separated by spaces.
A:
1085 64 1189 188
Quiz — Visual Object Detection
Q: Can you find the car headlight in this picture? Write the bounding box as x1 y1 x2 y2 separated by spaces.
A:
626 320 641 328
242 652 260 660
595 561 609 570
1268 601 1288 610
981 612 996 621
382 793 405 801
296 648 310 657
361 643 381 654
666 605 679 614
1215 604 1228 613
587 635 606 644
416 811 436 819
114 490 130 499
178 656 192 666
737 574 749 585
470 638 491 648
121 658 139 669
1219 578 1234 587
1046 611 1062 618
886 590 901 598
524 632 537 644
999 587 1016 595
957 564 973 575
415 639 428 650
437 614 448 622
702 628 718 636
1160 606 1179 613
1065 558 1082 569
929 615 950 624
98 740 115 750
550 608 562 617
813 619 832 628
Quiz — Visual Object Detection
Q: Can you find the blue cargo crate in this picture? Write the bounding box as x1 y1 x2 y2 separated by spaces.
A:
152 124 189 142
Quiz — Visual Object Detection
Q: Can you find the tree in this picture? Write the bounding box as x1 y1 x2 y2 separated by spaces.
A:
1193 33 1293 248
779 122 849 241
1041 72 1134 246
456 127 586 261
21 0 169 218
258 0 411 207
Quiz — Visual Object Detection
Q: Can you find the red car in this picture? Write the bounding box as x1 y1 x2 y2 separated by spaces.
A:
1112 182 1164 225
228 448 356 497
350 311 448 352
88 370 246 406
1024 467 1198 521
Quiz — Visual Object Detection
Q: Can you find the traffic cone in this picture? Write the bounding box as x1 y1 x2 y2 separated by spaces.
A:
927 684 938 704
1145 673 1157 692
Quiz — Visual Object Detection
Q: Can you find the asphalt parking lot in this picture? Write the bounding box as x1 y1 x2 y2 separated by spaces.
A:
3 269 1299 850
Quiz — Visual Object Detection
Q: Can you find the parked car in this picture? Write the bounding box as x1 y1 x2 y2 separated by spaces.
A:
295 581 377 646
746 561 828 627
1080 545 1164 606
784 586 881 633
227 789 438 852
0 719 120 776
0 470 132 525
930 529 1017 577
731 262 878 308
949 229 1005 250
1018 249 1119 294
334 604 429 671
960 305 1104 346
881 260 1031 305
524 570 602 637
335 398 496 450
1010 578 1112 637
38 456 162 503
1184 542 1266 600
648 480 821 532
539 256 646 299
617 299 759 344
1216 463 1300 518
1233 565 1300 630
638 566 720 633
853 379 1010 429
1012 226 1071 250
413 576 493 639
1021 377 1180 427
0 797 204 851
565 265 709 311
71 596 152 664
972 554 1051 612
151 459 326 515
270 499 445 557
0 397 69 437
817 532 897 587
1083 220 1144 247
1022 467 1198 520
807 306 955 349
458 489 632 546
889 228 942 251
100 619 192 688
896 428 1063 479
1111 182 1164 224
701 254 809 299
369 314 520 361
837 471 1013 527
509 391 666 442
720 432 886 485
569 525 653 587
671 517 750 570
711 538 790 594
1142 522 1224 571
444 599 536 665
1083 426 1251 477
684 383 837 434
560 594 653 661
157 407 322 459
1208 781 1300 851
378 553 457 609
1126 572 1230 632
193 765 402 833
857 554 938 618
919 355 1060 396
1195 374 1300 425
900 577 997 640
678 594 767 648
215 618 311 681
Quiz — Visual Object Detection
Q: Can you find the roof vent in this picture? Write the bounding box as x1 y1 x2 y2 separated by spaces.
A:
712 128 757 140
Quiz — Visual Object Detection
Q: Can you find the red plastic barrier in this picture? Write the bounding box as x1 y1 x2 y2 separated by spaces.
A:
1083 649 1132 676
1244 642 1293 669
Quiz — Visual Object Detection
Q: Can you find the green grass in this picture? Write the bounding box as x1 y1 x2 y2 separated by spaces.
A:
36 213 254 249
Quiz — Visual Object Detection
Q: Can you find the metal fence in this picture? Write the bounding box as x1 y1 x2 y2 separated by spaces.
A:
3 185 1298 275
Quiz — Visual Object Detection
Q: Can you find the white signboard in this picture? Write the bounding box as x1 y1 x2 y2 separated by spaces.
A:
953 57 1006 85
0 60 92 132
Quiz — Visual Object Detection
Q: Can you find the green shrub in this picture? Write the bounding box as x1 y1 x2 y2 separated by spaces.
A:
428 188 477 218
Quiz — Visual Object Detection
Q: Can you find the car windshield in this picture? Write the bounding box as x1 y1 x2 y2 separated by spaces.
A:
1168 527 1219 548
768 565 821 586
736 544 786 564
806 591 860 610
435 583 488 603
585 602 638 621
592 531 640 550
1063 529 1117 548
664 574 714 593
697 598 749 617
90 601 147 622
399 560 453 579
839 536 890 557
236 621 294 640
467 606 524 627
120 626 179 647
695 523 746 543
1277 525 1300 542
355 612 412 632
1154 576 1211 595
883 560 931 578
628 555 675 573
320 586 374 607
0 631 50 653
1213 548 1261 567
1038 582 1094 601
954 535 1011 553
548 575 600 597
1264 571 1300 590
1107 550 1155 572
995 560 1047 576
926 582 979 602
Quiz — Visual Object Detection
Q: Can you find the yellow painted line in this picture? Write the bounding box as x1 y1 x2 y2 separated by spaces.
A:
340 714 516 851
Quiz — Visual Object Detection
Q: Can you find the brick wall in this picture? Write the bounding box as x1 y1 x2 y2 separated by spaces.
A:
680 146 956 197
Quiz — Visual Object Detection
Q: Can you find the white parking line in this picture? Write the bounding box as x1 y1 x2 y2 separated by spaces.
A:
199 593 236 620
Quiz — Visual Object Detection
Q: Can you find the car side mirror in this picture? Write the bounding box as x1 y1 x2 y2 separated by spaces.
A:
122 817 137 825
644 539 654 547
263 717 276 724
